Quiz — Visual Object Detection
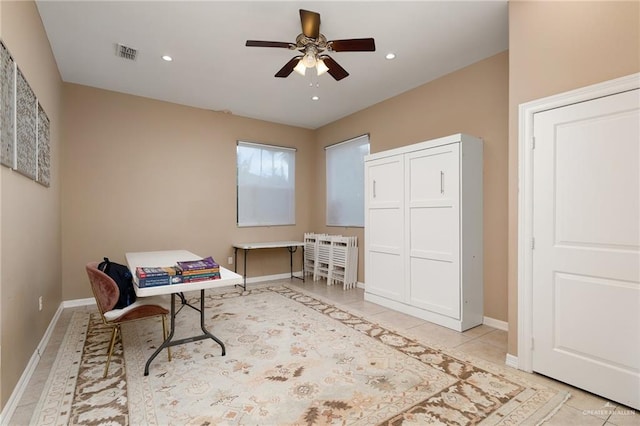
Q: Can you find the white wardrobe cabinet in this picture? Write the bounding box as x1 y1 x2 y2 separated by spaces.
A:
364 155 405 302
364 134 483 331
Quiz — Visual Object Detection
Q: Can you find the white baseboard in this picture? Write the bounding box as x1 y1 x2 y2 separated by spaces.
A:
63 297 95 308
246 272 363 290
243 271 299 284
505 353 519 369
0 302 64 425
483 316 508 331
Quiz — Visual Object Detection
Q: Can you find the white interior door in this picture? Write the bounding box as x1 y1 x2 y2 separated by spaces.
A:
532 88 640 409
406 144 460 318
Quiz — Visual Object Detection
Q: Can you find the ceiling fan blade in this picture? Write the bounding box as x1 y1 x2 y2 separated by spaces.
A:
300 9 320 39
246 40 293 49
329 38 376 52
275 56 302 78
322 56 349 81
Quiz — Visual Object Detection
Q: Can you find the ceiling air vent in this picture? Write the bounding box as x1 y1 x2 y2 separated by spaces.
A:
115 43 137 61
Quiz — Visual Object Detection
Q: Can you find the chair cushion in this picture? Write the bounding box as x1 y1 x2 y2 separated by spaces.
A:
104 295 170 322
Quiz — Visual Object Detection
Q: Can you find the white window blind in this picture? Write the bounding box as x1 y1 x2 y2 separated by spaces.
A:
326 134 370 227
237 141 296 226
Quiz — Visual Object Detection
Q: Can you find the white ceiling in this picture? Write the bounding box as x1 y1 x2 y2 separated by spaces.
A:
36 1 508 129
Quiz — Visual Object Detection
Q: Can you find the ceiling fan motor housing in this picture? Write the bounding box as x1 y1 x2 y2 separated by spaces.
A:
296 33 327 50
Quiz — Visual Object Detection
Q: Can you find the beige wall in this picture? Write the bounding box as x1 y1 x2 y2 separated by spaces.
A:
61 84 315 300
507 1 640 355
314 52 509 322
0 0 63 408
64 52 509 322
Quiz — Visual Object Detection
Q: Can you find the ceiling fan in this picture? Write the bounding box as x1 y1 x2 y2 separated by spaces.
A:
245 9 376 81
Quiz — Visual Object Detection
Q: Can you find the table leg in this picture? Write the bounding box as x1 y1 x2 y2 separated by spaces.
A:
234 247 238 273
288 246 295 279
287 246 305 282
199 289 226 355
242 249 247 290
144 290 226 376
233 247 247 291
176 292 200 314
145 293 177 376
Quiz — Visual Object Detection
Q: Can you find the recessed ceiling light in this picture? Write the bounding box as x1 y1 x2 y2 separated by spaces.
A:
385 53 396 60
311 95 319 101
161 55 173 62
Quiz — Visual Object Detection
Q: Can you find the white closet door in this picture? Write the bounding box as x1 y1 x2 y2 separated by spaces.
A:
532 88 640 409
406 144 461 318
365 156 405 301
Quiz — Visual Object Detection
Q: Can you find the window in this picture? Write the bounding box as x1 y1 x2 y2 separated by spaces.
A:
237 141 296 226
326 134 370 227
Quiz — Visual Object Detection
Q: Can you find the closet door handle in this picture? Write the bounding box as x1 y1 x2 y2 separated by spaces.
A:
373 179 377 198
440 171 444 194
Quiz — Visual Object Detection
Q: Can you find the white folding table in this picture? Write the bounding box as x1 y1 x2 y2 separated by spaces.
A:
125 250 242 375
232 241 305 290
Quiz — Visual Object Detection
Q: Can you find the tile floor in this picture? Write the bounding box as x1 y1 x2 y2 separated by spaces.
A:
7 279 639 425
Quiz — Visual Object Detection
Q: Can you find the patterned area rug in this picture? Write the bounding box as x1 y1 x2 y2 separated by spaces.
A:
32 285 568 425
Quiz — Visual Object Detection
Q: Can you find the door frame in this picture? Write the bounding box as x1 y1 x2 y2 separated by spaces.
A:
517 72 639 372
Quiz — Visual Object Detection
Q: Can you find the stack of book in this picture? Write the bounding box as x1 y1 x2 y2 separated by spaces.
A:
135 256 221 287
136 266 181 288
176 256 221 282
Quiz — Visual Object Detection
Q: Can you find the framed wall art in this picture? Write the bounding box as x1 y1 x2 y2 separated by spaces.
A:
1 40 16 169
15 66 37 180
37 102 50 187
1 39 51 188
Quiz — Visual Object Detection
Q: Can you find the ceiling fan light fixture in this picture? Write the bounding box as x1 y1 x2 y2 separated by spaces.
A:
302 51 317 68
316 58 329 76
294 60 307 76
